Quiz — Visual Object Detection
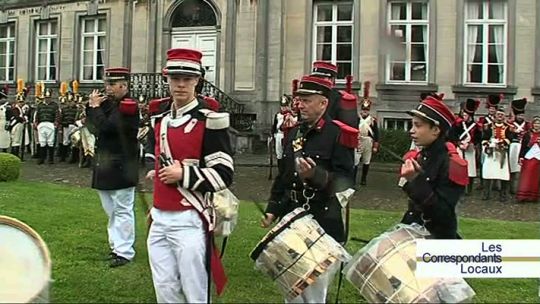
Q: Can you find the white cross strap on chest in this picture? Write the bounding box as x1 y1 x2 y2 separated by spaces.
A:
513 121 525 133
485 116 493 125
459 122 476 140
359 116 373 137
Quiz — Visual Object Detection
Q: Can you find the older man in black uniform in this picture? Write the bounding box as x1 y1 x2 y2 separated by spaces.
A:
86 67 140 268
261 75 357 303
400 95 468 239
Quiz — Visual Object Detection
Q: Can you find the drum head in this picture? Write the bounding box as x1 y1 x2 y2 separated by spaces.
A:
0 216 51 303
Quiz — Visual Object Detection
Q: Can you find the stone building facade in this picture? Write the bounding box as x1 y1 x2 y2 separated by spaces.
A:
1 0 539 133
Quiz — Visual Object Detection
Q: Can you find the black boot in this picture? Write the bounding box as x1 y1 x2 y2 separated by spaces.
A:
360 164 370 185
509 173 518 195
32 144 39 158
352 165 358 187
11 146 19 158
69 147 79 164
37 146 45 165
500 181 508 202
482 180 492 200
47 146 55 164
82 156 93 168
59 145 67 162
465 178 473 196
476 177 484 190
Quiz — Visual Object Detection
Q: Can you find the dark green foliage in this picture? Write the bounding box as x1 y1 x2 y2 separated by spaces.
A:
373 129 412 163
0 152 21 181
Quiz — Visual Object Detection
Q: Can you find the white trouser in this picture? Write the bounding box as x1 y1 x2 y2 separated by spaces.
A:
284 263 337 304
37 122 55 147
10 122 28 147
355 136 373 166
509 142 521 173
148 208 208 303
62 124 76 145
97 187 136 260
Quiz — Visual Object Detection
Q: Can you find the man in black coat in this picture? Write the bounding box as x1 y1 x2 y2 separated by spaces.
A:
400 95 468 239
86 67 140 267
261 75 357 303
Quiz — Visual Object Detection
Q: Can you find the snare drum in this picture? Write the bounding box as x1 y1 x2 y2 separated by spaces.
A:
0 216 51 303
343 223 475 303
250 208 350 301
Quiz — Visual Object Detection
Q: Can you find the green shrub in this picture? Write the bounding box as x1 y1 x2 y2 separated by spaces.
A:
0 152 21 182
373 129 412 163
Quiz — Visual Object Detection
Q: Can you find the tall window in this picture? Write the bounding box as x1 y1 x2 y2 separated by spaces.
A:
80 16 106 81
387 0 429 83
384 118 412 131
312 2 353 80
0 23 15 82
464 0 507 85
35 21 58 82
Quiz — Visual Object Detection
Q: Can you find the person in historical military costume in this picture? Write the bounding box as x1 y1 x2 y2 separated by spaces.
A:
449 98 481 195
142 48 233 303
0 86 10 152
261 75 357 303
507 98 529 195
310 61 358 129
481 106 513 202
58 82 80 163
476 94 501 190
408 92 441 151
355 81 379 186
73 88 95 167
86 67 140 268
399 94 468 239
9 80 30 158
516 116 540 202
34 84 60 165
271 95 296 170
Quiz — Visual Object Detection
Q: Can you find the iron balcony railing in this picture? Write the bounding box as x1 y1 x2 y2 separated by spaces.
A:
130 73 254 131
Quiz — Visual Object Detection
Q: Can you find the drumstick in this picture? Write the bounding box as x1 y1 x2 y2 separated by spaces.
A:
379 143 425 174
350 237 371 244
249 196 268 217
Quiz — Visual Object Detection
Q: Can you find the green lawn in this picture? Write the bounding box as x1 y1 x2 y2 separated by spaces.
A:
1 180 539 303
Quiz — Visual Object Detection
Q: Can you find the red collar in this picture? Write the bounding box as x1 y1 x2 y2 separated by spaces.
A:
313 117 326 132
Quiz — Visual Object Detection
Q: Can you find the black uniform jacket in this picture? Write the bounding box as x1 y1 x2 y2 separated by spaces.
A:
266 115 355 243
86 97 140 190
401 138 466 239
448 119 481 146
